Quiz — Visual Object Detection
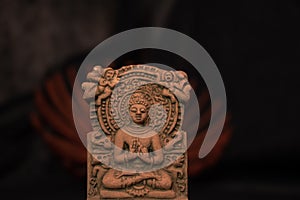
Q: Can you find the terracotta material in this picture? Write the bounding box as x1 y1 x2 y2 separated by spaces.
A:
83 65 191 199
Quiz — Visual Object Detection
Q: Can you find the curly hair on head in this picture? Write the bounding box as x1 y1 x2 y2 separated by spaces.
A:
128 91 153 110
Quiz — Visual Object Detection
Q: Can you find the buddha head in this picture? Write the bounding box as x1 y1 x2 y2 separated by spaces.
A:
128 92 152 125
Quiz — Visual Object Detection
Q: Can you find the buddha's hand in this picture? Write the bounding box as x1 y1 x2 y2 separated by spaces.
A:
140 146 148 153
138 153 152 164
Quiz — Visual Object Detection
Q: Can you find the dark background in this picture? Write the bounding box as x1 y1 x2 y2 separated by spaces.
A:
0 1 299 199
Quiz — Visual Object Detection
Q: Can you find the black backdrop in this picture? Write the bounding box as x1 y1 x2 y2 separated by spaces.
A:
0 1 299 199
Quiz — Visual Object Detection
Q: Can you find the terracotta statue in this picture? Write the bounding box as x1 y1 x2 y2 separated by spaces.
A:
83 65 190 199
102 91 172 194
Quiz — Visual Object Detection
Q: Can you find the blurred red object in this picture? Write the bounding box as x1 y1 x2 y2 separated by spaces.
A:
30 63 232 178
30 64 87 177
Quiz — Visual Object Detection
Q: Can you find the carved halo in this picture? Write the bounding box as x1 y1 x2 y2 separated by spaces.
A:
93 65 182 145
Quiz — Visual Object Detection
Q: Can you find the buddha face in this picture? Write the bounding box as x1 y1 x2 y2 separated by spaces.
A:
129 104 148 124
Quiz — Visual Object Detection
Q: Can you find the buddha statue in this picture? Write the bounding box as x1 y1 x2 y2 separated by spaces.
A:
84 65 189 199
101 91 173 197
